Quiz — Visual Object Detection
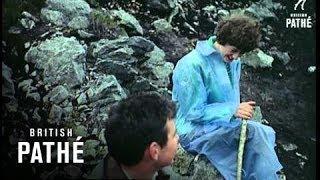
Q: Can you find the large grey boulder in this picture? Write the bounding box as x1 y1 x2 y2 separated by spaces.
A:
241 49 274 68
48 104 63 124
41 0 91 29
86 74 127 103
143 46 174 87
84 74 127 123
89 36 174 93
244 0 281 21
25 36 87 88
110 9 143 35
43 85 70 105
268 47 291 65
151 19 173 33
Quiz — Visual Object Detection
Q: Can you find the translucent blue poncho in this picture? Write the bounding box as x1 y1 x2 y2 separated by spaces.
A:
172 37 283 180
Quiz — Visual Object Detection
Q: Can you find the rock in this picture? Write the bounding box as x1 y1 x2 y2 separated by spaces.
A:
98 129 106 145
21 111 29 121
30 71 37 77
67 16 90 30
149 31 191 63
202 5 217 13
151 19 173 32
217 9 229 19
183 22 197 34
89 9 128 39
62 105 73 118
167 2 180 24
295 152 308 160
145 0 172 13
96 59 139 81
26 92 41 102
5 100 18 113
48 104 63 123
32 107 42 122
43 85 70 105
74 125 88 137
252 106 263 123
281 143 298 151
128 36 155 55
261 119 270 124
260 0 282 11
90 36 173 93
190 156 220 179
18 79 35 93
91 128 98 135
143 46 174 88
244 0 278 21
8 26 22 34
307 66 316 73
24 42 31 49
41 0 91 29
77 30 94 38
46 0 91 18
40 8 66 26
86 74 127 103
20 18 35 29
25 36 86 88
172 145 194 175
77 92 87 105
268 49 290 65
241 49 274 68
299 160 306 169
24 64 30 73
129 76 157 93
90 36 132 59
84 140 100 158
22 11 39 22
172 145 221 179
2 63 15 99
111 9 143 35
2 63 18 112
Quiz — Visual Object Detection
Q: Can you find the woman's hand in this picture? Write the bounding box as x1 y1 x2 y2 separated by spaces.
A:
234 101 256 120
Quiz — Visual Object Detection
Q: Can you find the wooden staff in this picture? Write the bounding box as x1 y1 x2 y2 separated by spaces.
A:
237 119 248 180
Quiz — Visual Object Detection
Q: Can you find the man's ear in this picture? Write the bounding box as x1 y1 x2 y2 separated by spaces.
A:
148 142 161 161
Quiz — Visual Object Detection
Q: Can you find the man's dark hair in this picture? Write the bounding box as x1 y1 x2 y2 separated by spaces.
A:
215 14 261 53
105 92 176 166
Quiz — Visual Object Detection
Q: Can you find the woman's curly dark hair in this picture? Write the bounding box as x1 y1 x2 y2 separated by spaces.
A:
215 14 261 53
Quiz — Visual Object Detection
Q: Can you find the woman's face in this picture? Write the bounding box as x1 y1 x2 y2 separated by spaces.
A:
221 44 241 62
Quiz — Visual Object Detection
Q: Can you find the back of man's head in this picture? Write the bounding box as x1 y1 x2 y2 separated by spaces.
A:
105 92 176 166
215 14 261 53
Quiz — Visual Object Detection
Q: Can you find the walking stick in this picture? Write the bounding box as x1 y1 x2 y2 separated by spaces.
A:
237 119 248 180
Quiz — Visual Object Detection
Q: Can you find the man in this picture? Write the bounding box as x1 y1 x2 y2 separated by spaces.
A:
89 92 178 179
172 14 283 179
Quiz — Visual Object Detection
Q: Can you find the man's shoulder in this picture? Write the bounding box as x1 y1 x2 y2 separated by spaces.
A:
87 155 127 179
87 155 171 180
87 158 105 179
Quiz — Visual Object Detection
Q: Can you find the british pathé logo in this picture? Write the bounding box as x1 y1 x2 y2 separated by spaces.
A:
286 0 312 28
294 0 306 10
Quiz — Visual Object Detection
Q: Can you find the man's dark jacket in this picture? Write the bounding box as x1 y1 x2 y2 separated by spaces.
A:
88 154 170 179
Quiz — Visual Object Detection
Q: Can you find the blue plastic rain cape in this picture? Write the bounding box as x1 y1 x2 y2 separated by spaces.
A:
172 36 283 180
